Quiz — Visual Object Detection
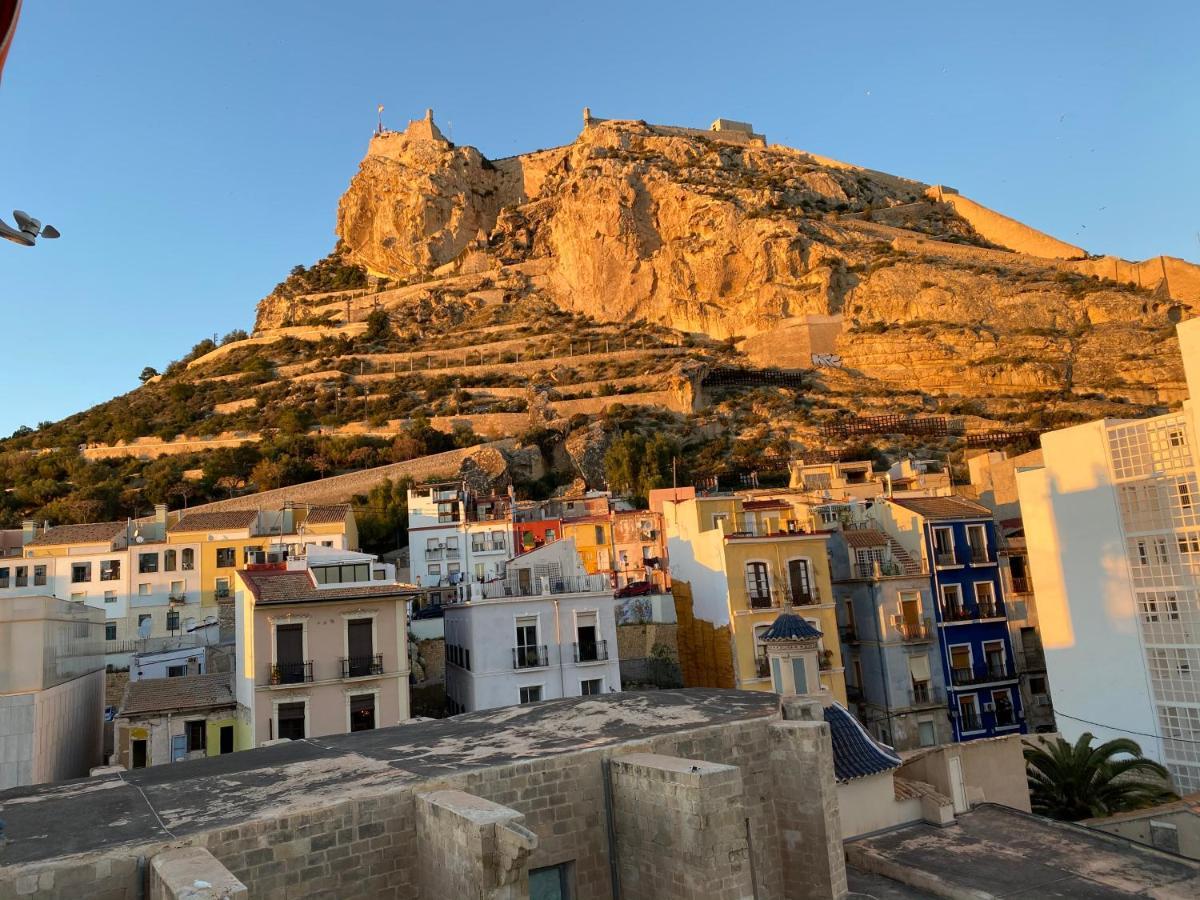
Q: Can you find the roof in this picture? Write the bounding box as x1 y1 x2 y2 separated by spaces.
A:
239 568 416 605
1081 792 1200 826
26 521 125 547
844 528 889 549
118 673 235 717
169 509 259 533
0 689 778 867
887 496 992 521
742 499 791 511
762 613 823 641
303 504 350 525
823 702 902 783
893 777 951 804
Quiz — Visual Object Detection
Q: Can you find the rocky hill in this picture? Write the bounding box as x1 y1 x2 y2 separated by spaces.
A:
2 108 1197 529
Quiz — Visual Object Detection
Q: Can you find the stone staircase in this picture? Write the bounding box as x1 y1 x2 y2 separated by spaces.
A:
887 539 923 575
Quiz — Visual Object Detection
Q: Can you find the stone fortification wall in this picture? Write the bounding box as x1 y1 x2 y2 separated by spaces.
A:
926 186 1086 260
0 701 843 900
1070 254 1200 309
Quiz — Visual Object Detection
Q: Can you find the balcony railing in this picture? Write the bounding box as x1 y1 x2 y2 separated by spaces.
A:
470 540 507 553
969 548 991 564
994 708 1017 727
747 589 783 610
755 655 770 678
896 619 933 642
934 550 958 567
942 603 1001 623
1010 576 1031 594
851 559 929 579
959 713 983 733
746 586 823 610
573 640 609 663
270 661 314 685
950 662 1016 687
908 683 944 707
818 651 833 671
512 644 548 669
341 654 384 678
465 574 610 602
840 624 858 643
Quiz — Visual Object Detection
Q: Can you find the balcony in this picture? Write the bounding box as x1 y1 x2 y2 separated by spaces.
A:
270 661 314 685
950 662 1016 687
994 707 1017 728
840 624 858 644
942 603 1001 623
341 654 384 679
467 574 610 601
470 539 507 554
896 619 933 642
747 589 783 610
851 559 927 579
746 586 823 610
512 644 548 669
908 683 944 707
934 551 958 568
959 713 983 733
846 683 864 703
755 655 770 678
573 640 609 663
1010 576 1032 594
818 651 834 671
969 548 992 565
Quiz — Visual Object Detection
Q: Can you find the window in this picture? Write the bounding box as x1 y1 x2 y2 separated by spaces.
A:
71 562 92 583
992 689 1015 726
277 702 305 740
575 612 599 662
164 549 177 572
966 524 989 563
519 685 543 704
581 678 603 696
216 547 235 568
138 614 152 630
594 525 606 545
545 529 556 542
166 610 180 632
350 694 376 732
313 563 371 584
168 665 187 677
427 564 441 577
959 694 982 732
105 622 117 641
274 623 305 683
33 565 46 586
447 562 461 576
918 720 936 747
530 863 573 900
974 582 997 616
14 566 27 587
1029 675 1047 695
787 558 814 604
138 553 158 574
792 658 808 694
70 592 86 601
346 618 375 677
215 577 230 599
983 640 1006 677
941 584 964 619
170 580 184 596
181 548 195 571
712 513 729 530
138 583 151 595
104 590 117 604
474 563 485 580
932 527 955 566
100 559 120 581
745 561 771 607
0 567 8 588
515 616 541 667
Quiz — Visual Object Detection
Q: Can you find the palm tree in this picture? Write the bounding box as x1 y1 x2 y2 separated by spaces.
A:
1024 732 1178 821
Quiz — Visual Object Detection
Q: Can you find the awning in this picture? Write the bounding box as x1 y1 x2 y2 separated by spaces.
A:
907 654 931 682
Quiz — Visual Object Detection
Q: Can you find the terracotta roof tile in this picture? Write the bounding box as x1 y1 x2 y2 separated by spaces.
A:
843 529 889 549
169 510 259 533
303 505 350 525
240 568 416 605
26 521 125 547
888 496 992 520
118 673 235 717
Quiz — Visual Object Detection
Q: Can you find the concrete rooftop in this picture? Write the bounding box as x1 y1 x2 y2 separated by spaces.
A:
848 803 1200 898
0 689 777 867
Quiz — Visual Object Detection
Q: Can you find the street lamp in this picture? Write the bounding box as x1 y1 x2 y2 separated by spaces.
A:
0 210 60 247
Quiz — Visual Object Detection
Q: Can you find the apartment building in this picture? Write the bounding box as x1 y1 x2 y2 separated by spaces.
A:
407 482 515 592
234 548 414 744
114 673 242 768
1017 317 1200 792
829 529 952 750
662 493 846 702
560 508 669 591
871 496 1025 742
443 538 622 713
789 456 952 499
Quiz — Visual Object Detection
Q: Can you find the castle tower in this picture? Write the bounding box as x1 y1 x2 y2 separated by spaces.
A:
761 611 826 699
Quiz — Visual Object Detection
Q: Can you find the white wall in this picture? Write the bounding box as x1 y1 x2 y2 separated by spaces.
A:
1017 422 1161 759
662 501 731 626
837 774 921 839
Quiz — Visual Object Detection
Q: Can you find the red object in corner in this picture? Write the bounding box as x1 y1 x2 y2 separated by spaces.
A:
0 0 22 84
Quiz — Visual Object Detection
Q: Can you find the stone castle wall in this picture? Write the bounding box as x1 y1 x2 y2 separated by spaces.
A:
925 186 1086 260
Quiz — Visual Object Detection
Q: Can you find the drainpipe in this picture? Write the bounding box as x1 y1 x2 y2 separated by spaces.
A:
553 598 566 699
874 582 892 740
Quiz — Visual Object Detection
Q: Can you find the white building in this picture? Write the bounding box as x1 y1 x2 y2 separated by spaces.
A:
1017 317 1200 792
443 538 623 713
130 644 207 681
407 482 515 594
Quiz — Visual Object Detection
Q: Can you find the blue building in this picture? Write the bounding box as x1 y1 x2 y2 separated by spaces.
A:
873 496 1025 742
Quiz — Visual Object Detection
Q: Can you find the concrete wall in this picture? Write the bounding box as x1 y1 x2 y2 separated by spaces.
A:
897 734 1031 814
1087 807 1200 860
836 775 921 840
926 186 1086 260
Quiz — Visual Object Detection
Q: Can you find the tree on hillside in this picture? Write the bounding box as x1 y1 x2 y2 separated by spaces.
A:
138 366 159 383
363 308 393 344
603 431 678 503
221 329 249 345
354 477 412 555
1025 732 1177 821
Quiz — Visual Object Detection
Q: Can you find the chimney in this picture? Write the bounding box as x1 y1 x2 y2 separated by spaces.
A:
21 519 37 544
155 503 168 525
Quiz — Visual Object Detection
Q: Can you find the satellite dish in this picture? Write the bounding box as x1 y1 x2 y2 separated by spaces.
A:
137 617 152 639
135 535 144 544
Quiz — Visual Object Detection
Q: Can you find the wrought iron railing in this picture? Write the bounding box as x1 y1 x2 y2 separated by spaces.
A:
512 644 548 669
896 619 933 641
573 640 609 663
270 661 313 685
950 662 1015 686
341 654 384 678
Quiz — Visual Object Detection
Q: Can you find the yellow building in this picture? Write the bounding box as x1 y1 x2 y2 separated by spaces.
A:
558 509 668 590
662 494 845 703
166 505 356 609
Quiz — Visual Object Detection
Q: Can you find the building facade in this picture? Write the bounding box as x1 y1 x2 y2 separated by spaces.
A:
1017 318 1200 791
407 482 515 591
829 529 952 750
663 494 846 702
114 673 242 768
0 595 105 788
235 548 414 745
443 538 623 713
872 497 1025 742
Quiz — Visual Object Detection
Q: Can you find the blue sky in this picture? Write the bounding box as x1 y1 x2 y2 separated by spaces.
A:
1 1 1197 436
